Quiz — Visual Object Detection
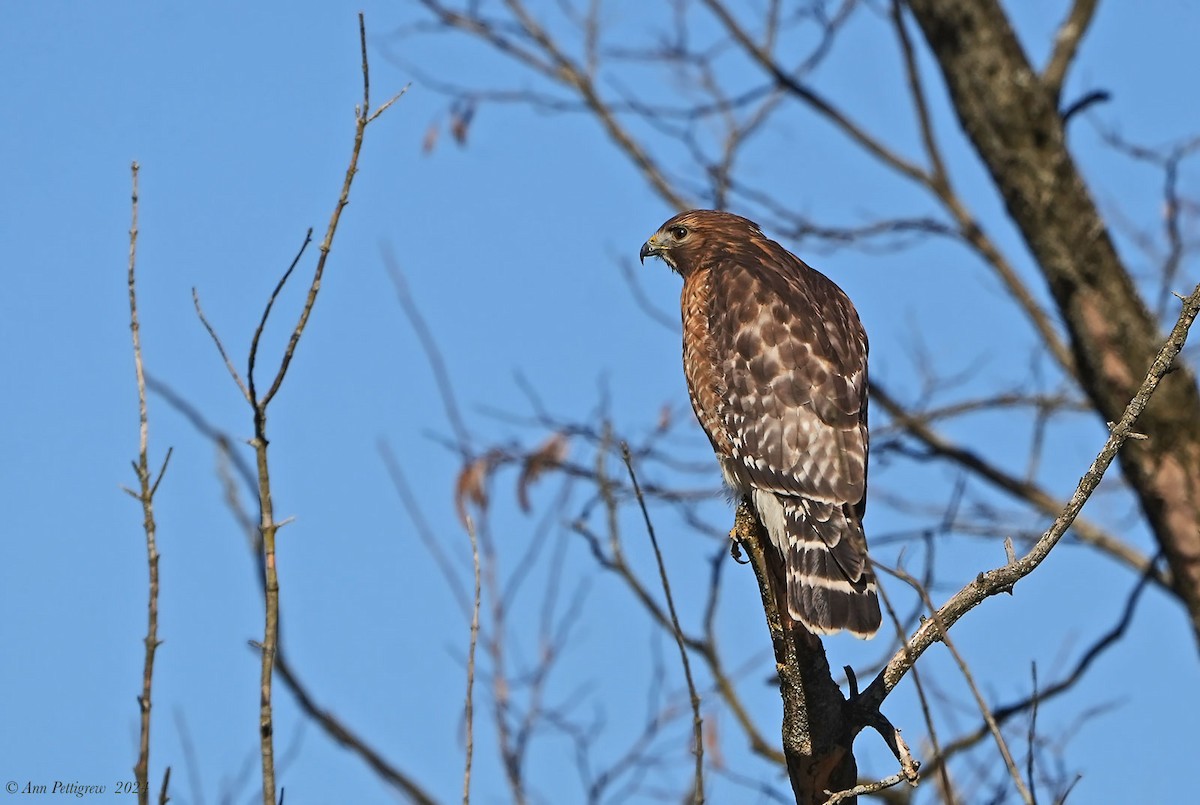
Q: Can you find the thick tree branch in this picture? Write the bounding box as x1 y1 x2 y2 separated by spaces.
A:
908 0 1200 649
733 503 858 804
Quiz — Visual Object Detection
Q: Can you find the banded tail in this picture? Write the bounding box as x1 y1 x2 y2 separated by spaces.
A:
752 489 881 638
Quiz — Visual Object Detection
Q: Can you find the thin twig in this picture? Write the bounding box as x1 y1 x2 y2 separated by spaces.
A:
621 443 704 803
158 767 171 805
889 0 947 189
571 440 782 767
382 248 472 451
462 515 482 805
192 288 251 404
379 440 472 617
127 161 166 805
887 0 1076 375
359 13 371 112
1027 663 1040 803
1042 0 1100 102
877 575 952 802
822 771 910 805
247 229 313 405
173 709 204 805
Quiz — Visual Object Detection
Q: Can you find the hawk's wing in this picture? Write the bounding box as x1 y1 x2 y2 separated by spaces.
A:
711 246 868 506
709 243 872 592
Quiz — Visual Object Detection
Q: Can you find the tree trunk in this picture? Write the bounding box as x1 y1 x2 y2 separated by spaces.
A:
906 0 1200 650
736 502 859 804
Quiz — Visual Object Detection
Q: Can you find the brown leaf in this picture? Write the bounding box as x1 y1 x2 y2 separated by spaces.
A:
421 120 440 155
450 99 476 147
656 403 673 433
517 432 569 513
703 710 724 770
454 454 492 529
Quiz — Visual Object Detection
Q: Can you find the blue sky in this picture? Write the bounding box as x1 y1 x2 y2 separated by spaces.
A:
2 2 1198 803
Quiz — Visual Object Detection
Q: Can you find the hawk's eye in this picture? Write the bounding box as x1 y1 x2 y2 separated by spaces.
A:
669 226 688 240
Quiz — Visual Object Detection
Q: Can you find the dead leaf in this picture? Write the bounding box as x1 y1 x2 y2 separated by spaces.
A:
704 710 724 770
454 454 492 529
421 120 440 154
517 432 569 512
657 403 673 433
450 99 476 147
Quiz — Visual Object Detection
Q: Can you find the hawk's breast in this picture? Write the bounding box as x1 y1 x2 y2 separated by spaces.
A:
681 268 733 457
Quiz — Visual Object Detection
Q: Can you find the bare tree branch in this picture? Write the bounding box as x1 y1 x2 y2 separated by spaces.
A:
192 287 251 404
126 161 167 805
257 21 407 411
908 0 1200 648
699 0 929 185
462 516 482 805
864 279 1200 707
870 379 1168 588
1042 0 1100 102
925 559 1155 779
891 565 1034 804
383 249 473 452
186 15 403 802
888 0 1077 375
415 0 688 209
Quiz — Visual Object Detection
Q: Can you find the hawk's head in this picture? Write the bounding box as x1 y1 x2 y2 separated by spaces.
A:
639 209 765 277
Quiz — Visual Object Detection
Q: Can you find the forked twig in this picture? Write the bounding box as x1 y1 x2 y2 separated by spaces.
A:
247 229 312 404
188 15 404 804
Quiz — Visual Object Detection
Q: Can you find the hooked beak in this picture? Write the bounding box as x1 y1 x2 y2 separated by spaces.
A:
639 235 662 264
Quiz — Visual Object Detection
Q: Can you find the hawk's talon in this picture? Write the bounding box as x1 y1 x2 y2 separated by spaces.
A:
729 531 750 564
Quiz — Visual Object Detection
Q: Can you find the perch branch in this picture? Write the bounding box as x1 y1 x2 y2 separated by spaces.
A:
863 279 1200 709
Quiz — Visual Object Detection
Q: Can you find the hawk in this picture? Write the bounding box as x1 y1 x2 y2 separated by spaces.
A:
640 210 880 638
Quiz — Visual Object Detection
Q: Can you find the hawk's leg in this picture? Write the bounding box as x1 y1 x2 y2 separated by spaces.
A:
728 497 754 565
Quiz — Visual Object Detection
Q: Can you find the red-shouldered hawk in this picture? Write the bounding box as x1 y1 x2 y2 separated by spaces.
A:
640 210 881 638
